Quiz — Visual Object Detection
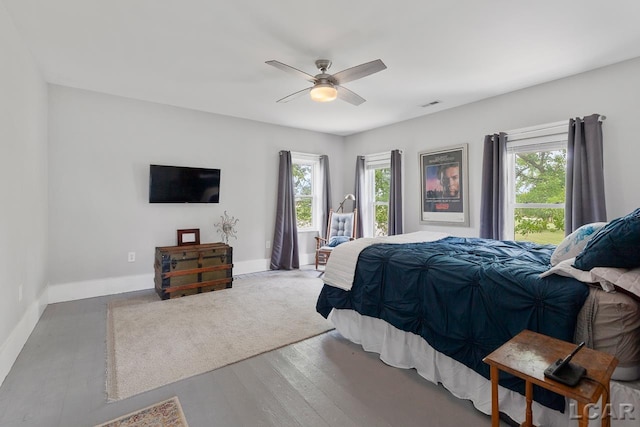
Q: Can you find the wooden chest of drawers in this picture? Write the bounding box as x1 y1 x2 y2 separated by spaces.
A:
154 243 233 300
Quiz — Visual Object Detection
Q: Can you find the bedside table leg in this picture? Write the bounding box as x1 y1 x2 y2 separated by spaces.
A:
577 402 588 427
603 382 611 427
523 380 533 427
490 365 499 427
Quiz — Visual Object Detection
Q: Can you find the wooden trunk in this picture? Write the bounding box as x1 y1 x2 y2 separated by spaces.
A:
154 243 233 300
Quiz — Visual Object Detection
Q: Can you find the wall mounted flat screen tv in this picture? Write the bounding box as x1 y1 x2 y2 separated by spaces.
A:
149 164 220 203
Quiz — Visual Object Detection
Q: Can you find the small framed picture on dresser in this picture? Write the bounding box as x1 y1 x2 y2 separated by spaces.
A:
177 229 200 246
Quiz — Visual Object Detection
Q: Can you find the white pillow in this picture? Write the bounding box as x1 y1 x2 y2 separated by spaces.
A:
539 257 595 283
550 222 607 266
540 258 640 300
591 267 640 298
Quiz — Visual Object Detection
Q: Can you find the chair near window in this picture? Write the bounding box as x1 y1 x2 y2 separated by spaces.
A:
315 208 358 269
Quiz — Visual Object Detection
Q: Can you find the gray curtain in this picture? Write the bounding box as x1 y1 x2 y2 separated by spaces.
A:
319 155 332 238
270 151 299 270
354 155 365 238
388 149 403 235
480 133 507 240
565 114 607 234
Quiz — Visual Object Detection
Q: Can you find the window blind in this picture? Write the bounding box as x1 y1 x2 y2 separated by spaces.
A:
506 121 568 153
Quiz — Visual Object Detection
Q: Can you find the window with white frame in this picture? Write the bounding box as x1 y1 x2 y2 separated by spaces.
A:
364 152 391 237
291 153 321 231
505 121 568 244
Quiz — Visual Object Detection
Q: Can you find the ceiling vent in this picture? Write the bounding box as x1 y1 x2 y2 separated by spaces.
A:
421 100 441 108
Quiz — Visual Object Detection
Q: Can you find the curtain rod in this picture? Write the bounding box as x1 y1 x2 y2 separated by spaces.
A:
569 115 607 125
573 114 606 121
504 114 606 138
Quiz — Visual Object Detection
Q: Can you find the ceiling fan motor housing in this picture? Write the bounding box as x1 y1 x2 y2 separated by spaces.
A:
315 59 332 72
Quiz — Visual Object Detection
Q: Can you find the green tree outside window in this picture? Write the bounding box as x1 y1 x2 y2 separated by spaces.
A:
374 167 390 236
514 150 566 244
293 163 313 228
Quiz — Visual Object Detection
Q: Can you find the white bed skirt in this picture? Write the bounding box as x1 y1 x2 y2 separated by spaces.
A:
328 309 640 427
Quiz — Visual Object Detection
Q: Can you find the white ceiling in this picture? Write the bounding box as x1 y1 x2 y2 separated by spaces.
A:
4 0 640 136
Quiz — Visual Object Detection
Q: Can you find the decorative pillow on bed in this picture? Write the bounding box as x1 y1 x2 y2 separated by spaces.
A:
328 236 350 247
573 208 640 271
550 222 607 266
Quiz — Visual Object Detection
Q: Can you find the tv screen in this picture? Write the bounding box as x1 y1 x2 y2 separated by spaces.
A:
149 164 220 203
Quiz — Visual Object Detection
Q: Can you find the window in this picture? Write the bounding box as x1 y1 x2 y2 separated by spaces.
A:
365 153 391 237
291 153 321 231
505 122 568 245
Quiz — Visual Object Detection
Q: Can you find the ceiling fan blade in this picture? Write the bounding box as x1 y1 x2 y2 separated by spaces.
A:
276 87 312 103
266 60 317 83
331 59 387 85
336 85 366 106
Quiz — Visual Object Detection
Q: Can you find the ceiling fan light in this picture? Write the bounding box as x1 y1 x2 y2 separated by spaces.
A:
310 83 337 102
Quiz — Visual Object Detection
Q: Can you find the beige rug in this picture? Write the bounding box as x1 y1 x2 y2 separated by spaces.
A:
95 396 188 426
106 269 332 400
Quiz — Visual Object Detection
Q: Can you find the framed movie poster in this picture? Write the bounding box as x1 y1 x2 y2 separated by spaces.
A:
419 144 469 226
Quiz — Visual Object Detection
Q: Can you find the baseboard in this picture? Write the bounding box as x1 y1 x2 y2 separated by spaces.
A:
233 258 271 275
46 256 315 304
299 252 315 266
47 255 317 304
233 254 315 273
48 273 156 304
0 287 48 388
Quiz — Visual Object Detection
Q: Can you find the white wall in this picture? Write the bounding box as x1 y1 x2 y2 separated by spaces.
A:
0 3 48 385
47 85 345 300
345 57 640 235
3 9 640 386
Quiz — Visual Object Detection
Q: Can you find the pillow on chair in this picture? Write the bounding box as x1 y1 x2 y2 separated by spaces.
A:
328 236 350 247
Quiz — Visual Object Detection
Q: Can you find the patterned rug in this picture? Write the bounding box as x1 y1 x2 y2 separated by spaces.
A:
94 397 188 427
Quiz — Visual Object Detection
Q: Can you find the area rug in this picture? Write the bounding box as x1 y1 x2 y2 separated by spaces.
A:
106 269 332 400
94 396 188 426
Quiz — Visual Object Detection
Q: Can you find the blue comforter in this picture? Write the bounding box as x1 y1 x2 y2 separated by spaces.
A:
316 237 589 411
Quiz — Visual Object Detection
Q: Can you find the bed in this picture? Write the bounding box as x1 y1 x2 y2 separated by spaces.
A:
316 228 640 427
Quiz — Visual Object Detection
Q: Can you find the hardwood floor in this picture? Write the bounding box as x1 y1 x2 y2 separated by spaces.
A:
0 275 509 427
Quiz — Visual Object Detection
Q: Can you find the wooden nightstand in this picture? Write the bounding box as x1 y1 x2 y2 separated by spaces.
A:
483 329 618 427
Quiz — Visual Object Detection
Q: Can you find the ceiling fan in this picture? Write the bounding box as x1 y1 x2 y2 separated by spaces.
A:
265 58 387 106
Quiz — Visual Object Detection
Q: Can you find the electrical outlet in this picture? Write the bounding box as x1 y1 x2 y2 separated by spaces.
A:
266 240 271 249
18 284 23 302
128 252 136 263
